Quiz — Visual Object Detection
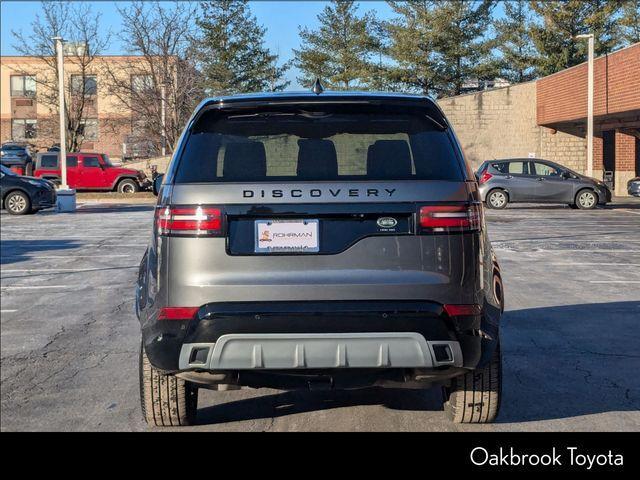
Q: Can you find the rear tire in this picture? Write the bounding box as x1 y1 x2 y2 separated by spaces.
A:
117 178 139 194
486 189 508 209
139 343 198 427
443 341 502 423
575 189 598 210
5 191 31 215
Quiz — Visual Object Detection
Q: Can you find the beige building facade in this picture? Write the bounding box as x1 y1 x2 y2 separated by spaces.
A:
1 55 156 159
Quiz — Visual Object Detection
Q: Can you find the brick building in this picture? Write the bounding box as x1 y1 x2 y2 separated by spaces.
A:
0 55 161 160
439 42 639 196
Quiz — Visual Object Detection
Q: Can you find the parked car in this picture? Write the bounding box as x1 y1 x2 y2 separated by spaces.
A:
0 142 34 176
1 164 56 215
476 158 611 209
628 177 640 197
34 151 151 193
137 90 504 426
47 143 61 152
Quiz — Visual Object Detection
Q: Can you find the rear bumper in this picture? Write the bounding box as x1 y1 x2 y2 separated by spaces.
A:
179 335 463 370
143 300 493 375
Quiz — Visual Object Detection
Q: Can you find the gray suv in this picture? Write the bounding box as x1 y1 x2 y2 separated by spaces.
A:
477 158 611 209
136 91 504 426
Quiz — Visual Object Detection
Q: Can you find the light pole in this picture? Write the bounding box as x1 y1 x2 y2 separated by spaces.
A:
576 34 594 178
52 37 68 189
160 83 166 157
52 36 76 212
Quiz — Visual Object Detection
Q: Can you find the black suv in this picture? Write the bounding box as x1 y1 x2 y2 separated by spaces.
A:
137 90 504 426
1 142 34 176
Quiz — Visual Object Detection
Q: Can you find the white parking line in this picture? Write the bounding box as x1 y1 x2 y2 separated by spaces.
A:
551 262 640 266
0 244 145 248
0 285 72 290
589 281 640 284
495 248 640 253
0 255 133 259
0 310 18 313
1 266 136 273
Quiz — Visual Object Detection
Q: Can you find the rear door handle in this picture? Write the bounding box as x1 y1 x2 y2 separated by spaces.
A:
505 175 512 179
537 177 545 181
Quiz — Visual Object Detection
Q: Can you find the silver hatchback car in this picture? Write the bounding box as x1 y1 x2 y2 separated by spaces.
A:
477 158 611 209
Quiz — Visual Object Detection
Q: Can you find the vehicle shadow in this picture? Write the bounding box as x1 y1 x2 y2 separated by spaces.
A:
195 301 640 427
196 385 444 427
0 239 82 265
497 300 640 424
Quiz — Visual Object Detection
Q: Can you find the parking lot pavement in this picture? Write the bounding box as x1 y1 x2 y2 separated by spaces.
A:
1 203 639 431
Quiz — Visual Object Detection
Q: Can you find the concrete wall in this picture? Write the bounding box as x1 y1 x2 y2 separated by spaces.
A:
438 81 588 173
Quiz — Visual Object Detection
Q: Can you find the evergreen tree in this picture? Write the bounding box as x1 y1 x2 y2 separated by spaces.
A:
530 0 623 77
195 0 288 95
428 0 497 96
620 0 640 44
293 0 381 90
384 1 441 95
493 0 537 83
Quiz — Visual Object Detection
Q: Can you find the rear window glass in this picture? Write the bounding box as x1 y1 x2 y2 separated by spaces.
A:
40 155 58 168
175 108 463 183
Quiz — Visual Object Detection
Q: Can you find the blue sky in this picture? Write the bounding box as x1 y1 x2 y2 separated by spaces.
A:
1 1 503 89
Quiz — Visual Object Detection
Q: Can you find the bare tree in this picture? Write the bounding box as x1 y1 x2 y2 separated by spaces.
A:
102 1 202 155
11 1 110 152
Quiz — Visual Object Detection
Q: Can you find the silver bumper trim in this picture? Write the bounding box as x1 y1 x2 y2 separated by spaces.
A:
179 333 463 370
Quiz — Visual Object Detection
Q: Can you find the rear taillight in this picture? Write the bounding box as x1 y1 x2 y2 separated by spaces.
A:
158 307 199 320
418 204 481 233
155 205 223 236
443 304 482 317
479 171 493 184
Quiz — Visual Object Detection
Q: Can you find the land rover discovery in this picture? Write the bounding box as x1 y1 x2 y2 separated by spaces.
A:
136 90 504 426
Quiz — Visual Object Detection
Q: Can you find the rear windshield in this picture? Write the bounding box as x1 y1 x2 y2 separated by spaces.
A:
175 107 463 183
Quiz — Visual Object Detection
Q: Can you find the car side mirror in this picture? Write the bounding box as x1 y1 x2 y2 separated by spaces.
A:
152 173 164 196
561 171 571 179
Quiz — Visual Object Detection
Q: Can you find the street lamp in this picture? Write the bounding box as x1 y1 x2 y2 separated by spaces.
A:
160 83 166 157
576 33 595 178
52 36 76 212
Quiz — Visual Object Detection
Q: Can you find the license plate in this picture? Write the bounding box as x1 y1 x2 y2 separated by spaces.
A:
255 220 319 253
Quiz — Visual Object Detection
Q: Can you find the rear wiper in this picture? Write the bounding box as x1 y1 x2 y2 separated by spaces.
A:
425 114 447 131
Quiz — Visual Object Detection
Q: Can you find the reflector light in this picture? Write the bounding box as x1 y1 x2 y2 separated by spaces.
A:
443 304 482 317
158 307 199 320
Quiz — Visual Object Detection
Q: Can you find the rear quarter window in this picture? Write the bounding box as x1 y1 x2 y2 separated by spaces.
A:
175 107 464 183
40 155 58 168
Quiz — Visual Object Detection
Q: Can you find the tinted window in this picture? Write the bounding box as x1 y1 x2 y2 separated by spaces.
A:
41 155 58 168
176 108 463 183
83 156 101 167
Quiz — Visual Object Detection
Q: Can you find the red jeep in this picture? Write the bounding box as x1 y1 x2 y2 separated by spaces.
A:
34 152 150 193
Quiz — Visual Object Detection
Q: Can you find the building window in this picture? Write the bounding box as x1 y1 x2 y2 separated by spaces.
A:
11 119 37 140
131 74 154 94
78 118 98 140
71 75 97 95
10 75 36 97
